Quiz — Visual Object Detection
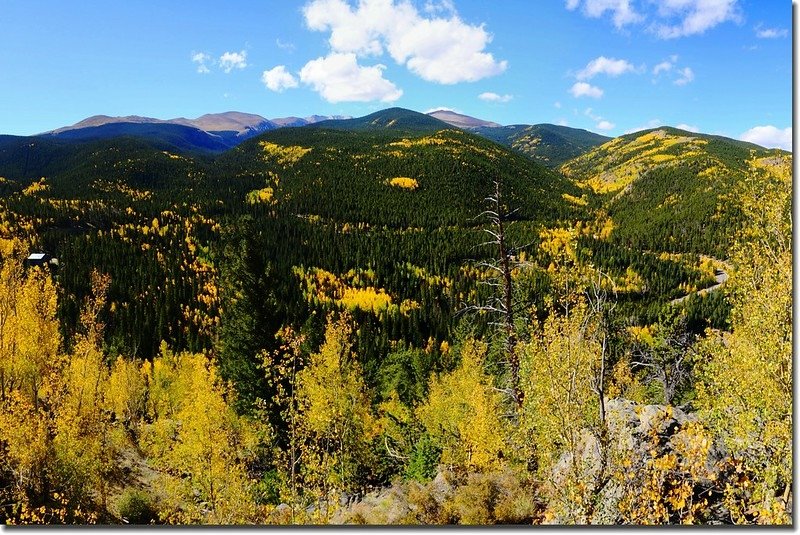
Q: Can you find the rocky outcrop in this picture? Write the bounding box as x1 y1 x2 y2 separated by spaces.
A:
547 399 728 524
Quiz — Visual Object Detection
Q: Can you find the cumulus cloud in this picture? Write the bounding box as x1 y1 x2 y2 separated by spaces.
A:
740 125 792 151
673 66 694 86
219 50 247 73
302 0 506 85
191 52 213 74
652 0 741 39
596 120 615 131
479 92 513 103
676 123 700 132
299 52 402 103
566 0 740 38
262 65 299 92
577 56 636 80
755 24 788 39
566 0 643 28
570 82 604 98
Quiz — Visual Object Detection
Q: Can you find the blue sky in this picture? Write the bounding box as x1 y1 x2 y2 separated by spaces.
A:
0 0 792 148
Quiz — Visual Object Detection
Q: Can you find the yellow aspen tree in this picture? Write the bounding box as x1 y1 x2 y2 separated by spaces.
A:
142 347 259 524
52 271 116 510
294 314 377 516
0 248 63 517
416 338 506 472
106 356 148 426
695 155 792 524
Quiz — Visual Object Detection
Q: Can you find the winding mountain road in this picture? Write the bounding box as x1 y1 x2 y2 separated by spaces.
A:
670 268 729 305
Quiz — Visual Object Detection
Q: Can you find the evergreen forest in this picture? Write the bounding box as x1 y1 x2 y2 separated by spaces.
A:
0 108 791 525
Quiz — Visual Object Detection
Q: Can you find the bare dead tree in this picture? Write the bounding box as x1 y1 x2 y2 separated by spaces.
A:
464 177 531 408
580 268 617 523
583 269 617 426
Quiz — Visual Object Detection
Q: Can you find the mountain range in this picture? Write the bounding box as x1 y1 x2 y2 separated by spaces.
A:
40 111 353 153
0 103 789 393
27 107 782 169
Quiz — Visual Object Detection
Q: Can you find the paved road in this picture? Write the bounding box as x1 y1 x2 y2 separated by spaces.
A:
670 268 729 305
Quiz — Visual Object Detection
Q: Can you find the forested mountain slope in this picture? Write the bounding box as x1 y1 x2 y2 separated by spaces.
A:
472 123 610 167
44 122 236 154
561 127 783 257
218 121 579 227
309 107 452 133
0 109 791 526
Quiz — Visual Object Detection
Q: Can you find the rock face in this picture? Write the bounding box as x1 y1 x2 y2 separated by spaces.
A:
547 399 727 525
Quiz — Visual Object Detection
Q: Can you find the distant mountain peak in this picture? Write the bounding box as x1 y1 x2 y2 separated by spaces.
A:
310 108 451 132
426 110 501 129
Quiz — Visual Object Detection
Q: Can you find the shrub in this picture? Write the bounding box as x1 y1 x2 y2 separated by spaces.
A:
116 488 157 524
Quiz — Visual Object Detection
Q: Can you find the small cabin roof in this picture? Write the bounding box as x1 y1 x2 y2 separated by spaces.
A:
27 253 47 260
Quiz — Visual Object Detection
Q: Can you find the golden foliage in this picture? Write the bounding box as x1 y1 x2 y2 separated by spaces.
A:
417 339 505 472
294 315 377 505
260 141 311 166
293 266 416 317
561 193 588 206
142 346 262 524
246 187 275 204
22 178 49 196
519 297 601 474
694 153 792 524
562 130 709 194
388 177 419 190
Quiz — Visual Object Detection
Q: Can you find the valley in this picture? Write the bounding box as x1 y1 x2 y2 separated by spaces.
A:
0 106 791 525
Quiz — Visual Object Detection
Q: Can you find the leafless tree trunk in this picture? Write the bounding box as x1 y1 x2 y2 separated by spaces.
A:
468 178 526 408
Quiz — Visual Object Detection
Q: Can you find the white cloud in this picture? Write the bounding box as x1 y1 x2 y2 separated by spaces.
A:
652 56 695 85
584 107 614 130
676 123 699 132
219 50 247 73
652 60 673 75
302 0 506 85
577 56 636 79
299 52 403 103
567 0 740 38
652 0 741 39
479 92 513 103
191 52 213 74
740 125 792 151
755 25 788 39
566 0 643 28
262 65 299 92
570 82 604 98
557 118 569 126
674 66 694 86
